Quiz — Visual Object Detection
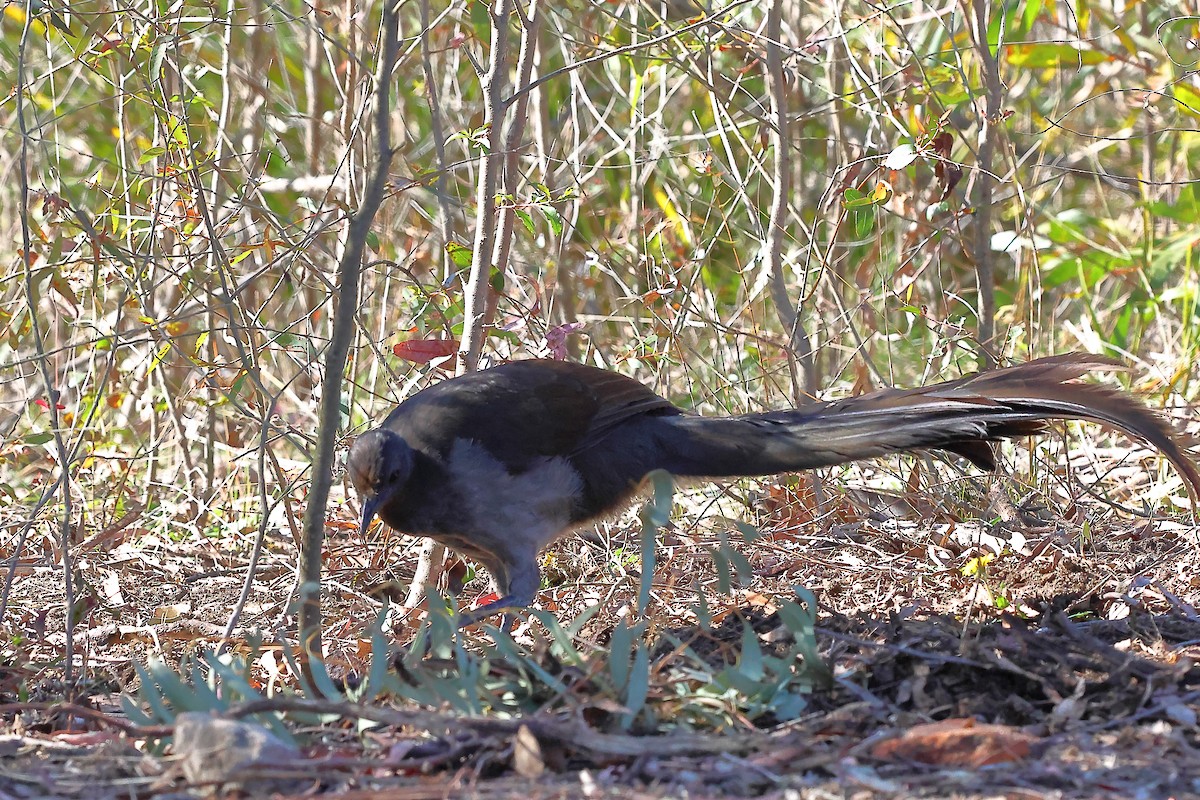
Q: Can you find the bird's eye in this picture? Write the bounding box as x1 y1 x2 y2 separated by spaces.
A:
388 468 403 484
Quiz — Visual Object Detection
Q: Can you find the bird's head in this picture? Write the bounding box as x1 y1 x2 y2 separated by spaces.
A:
347 429 414 533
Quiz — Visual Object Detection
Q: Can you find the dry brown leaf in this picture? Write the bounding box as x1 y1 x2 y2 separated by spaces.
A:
740 590 777 613
871 717 1038 767
151 603 188 623
513 724 544 778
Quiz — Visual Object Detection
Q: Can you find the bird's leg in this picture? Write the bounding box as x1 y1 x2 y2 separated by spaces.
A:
456 547 540 631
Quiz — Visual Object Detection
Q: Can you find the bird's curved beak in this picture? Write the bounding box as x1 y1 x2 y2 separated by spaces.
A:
360 494 383 534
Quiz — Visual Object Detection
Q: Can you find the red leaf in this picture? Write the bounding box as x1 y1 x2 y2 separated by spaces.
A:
392 339 459 367
471 592 501 610
545 322 585 360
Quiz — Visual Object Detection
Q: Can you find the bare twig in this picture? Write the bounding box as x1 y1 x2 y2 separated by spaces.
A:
419 0 456 285
458 0 515 373
489 0 542 318
507 0 756 108
221 387 283 646
765 0 817 400
397 0 470 611
297 0 402 685
226 696 760 757
414 0 536 611
966 0 1005 367
14 0 76 685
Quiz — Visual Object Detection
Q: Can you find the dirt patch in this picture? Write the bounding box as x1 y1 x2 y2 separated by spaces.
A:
4 604 1199 798
3 485 1200 798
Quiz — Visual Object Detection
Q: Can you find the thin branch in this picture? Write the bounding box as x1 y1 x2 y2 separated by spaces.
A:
458 0 515 373
765 0 816 399
403 2 459 609
967 0 1004 367
15 0 76 685
419 0 456 284
489 0 542 313
297 0 401 685
412 0 533 608
506 0 756 108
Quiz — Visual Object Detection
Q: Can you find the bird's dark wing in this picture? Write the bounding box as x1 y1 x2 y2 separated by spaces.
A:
380 360 678 472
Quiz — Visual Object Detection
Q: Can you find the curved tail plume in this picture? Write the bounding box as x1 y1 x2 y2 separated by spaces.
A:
655 353 1200 498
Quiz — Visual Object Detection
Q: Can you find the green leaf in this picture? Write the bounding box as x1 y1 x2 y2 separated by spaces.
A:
780 588 833 688
769 690 808 719
133 661 174 722
727 543 753 588
541 206 563 237
853 207 874 239
186 660 222 709
778 592 817 638
1021 0 1044 31
146 343 171 376
305 652 345 702
23 432 54 445
986 3 1013 57
137 146 165 165
926 65 972 107
738 624 763 681
360 605 392 703
1041 254 1108 289
637 470 674 615
515 208 535 236
490 618 571 693
693 578 712 630
469 0 490 38
843 187 869 208
145 659 205 713
150 43 169 79
119 694 156 727
1172 83 1200 119
620 642 650 728
609 619 634 690
538 611 585 666
629 67 646 114
711 545 732 595
446 241 473 268
1006 43 1107 68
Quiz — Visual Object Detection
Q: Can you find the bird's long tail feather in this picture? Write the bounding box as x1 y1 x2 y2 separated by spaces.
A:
656 353 1200 498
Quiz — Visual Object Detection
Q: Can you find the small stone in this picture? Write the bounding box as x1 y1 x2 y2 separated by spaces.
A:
172 712 303 792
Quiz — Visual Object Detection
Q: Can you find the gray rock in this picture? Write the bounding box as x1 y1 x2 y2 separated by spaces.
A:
172 712 304 792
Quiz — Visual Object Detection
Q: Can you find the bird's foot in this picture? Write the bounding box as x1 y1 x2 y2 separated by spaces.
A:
456 594 528 632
